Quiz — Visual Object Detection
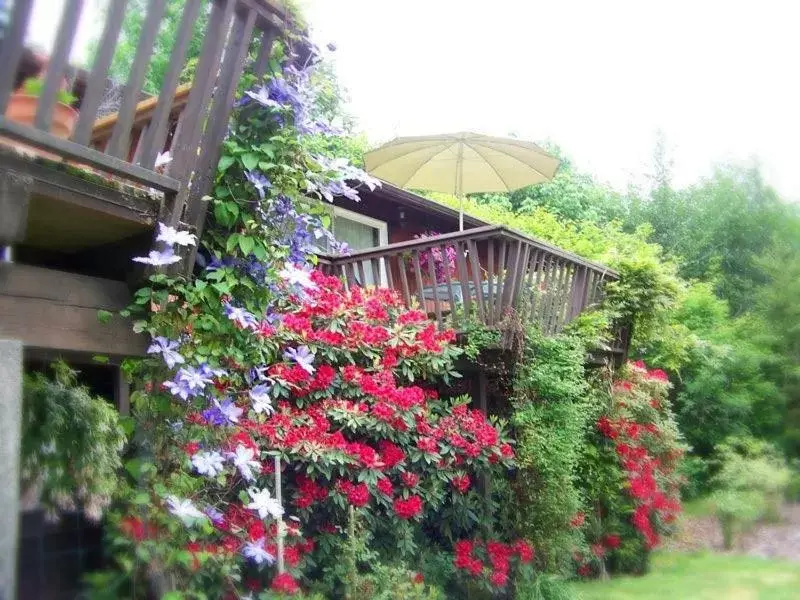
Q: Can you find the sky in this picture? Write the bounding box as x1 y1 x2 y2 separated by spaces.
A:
301 0 800 200
24 0 800 200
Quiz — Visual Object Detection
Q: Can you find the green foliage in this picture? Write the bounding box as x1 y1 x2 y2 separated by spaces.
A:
21 77 76 104
510 328 591 572
101 0 209 94
709 436 791 548
21 361 126 521
514 571 577 600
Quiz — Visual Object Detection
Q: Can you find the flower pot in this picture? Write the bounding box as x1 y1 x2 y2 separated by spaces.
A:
5 93 79 138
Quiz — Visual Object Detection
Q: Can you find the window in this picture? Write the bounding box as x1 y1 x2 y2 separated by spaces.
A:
330 206 388 286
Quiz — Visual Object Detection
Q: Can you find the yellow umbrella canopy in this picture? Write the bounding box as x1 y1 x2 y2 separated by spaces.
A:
364 132 560 229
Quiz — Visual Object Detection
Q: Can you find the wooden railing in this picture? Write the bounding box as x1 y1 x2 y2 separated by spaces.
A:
0 0 285 225
319 226 619 336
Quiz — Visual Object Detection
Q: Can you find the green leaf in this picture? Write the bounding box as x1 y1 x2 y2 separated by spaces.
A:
238 236 254 256
241 153 259 171
218 155 235 173
96 309 113 324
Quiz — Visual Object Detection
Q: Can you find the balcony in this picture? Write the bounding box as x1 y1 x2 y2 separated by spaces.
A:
319 225 626 354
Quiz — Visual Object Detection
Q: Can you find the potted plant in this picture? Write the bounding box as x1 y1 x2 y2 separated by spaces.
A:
5 76 79 138
20 361 126 522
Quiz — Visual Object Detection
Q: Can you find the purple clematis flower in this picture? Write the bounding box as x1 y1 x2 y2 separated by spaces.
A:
132 247 182 266
245 170 272 200
203 398 243 425
147 336 185 369
249 383 273 414
284 345 315 374
163 365 215 401
245 85 281 109
224 303 258 330
242 538 275 566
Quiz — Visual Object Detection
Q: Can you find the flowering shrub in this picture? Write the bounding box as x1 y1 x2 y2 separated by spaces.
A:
452 537 534 591
578 360 684 576
95 35 517 595
413 231 457 284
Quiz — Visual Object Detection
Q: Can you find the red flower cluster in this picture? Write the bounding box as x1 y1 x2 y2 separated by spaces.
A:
270 572 300 595
337 480 370 508
454 538 534 589
393 495 423 519
596 362 683 551
451 474 471 493
295 475 328 509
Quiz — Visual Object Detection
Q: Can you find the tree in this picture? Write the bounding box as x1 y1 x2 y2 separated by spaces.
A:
98 0 209 94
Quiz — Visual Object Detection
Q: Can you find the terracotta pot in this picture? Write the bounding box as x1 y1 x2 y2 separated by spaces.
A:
5 93 79 139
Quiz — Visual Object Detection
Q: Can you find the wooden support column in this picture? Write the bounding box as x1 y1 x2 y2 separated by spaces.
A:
0 339 23 600
0 169 32 246
114 366 131 416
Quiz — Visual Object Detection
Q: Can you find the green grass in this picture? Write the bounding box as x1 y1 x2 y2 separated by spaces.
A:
571 552 800 600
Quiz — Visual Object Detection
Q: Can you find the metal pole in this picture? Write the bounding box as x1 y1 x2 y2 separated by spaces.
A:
274 456 284 573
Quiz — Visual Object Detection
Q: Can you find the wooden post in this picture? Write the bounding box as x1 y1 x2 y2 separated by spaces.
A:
0 339 23 600
0 169 32 246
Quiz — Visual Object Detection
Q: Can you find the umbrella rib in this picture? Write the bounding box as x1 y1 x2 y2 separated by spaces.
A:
471 140 553 183
463 141 513 191
478 140 556 179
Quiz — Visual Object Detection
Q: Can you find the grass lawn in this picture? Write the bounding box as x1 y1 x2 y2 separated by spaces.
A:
571 552 800 600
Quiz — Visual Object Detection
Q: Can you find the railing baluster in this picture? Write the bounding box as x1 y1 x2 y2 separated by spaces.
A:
168 0 236 220
411 250 426 310
486 238 495 326
370 258 381 286
519 249 539 322
105 0 169 158
72 0 129 145
440 244 458 328
511 243 531 311
454 242 472 321
426 253 443 328
253 27 278 81
0 0 34 112
541 258 561 333
501 240 523 315
385 255 395 289
185 6 259 231
137 0 204 169
357 260 367 287
344 262 357 289
398 255 412 306
532 254 553 327
467 239 486 324
34 0 84 132
494 240 507 323
555 264 575 331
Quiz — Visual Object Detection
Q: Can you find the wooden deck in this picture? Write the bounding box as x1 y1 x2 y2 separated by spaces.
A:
319 225 620 339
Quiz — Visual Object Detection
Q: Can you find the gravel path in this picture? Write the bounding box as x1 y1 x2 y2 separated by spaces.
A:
666 503 800 561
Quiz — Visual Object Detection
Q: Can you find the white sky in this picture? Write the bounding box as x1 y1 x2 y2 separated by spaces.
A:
26 0 800 200
302 0 800 200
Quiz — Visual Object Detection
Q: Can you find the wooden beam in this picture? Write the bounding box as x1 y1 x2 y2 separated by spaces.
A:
0 168 32 244
0 117 180 192
0 150 159 225
0 263 146 357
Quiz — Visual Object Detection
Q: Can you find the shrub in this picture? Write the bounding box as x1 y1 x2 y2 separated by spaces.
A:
510 328 591 572
709 436 790 548
21 361 126 522
578 361 684 575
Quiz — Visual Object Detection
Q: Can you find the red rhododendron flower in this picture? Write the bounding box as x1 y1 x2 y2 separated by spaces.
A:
489 570 508 587
401 471 420 488
513 540 535 563
393 495 423 519
570 512 586 528
376 477 394 497
271 572 300 595
603 534 621 549
413 572 424 584
451 474 471 493
378 440 406 468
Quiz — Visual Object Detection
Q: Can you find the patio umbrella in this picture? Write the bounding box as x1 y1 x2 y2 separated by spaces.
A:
364 132 560 230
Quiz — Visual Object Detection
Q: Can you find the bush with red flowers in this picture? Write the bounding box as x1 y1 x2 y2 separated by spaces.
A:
577 360 685 575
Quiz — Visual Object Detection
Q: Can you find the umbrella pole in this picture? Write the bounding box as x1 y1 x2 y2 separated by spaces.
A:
459 195 464 232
